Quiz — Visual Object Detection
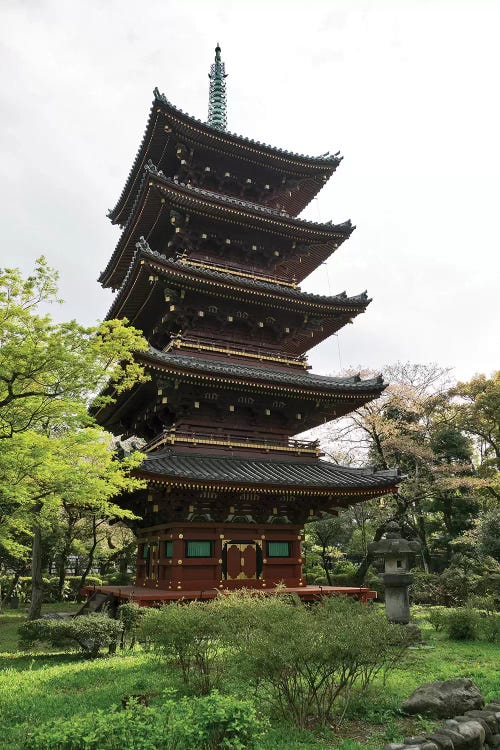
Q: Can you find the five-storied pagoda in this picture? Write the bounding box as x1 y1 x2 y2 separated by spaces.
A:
94 45 399 603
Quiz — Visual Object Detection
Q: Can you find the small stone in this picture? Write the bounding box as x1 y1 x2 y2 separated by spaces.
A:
424 732 454 750
404 736 428 745
465 710 497 737
456 720 485 750
490 734 500 747
384 744 405 750
436 727 469 749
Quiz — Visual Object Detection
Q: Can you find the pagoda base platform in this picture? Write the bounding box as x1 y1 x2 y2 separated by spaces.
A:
81 584 377 606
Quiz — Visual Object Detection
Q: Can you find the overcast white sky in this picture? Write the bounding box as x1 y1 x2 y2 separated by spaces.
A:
1 0 498 382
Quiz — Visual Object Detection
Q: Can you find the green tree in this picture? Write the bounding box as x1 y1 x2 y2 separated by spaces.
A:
316 364 479 577
0 258 147 440
305 515 352 584
449 372 500 501
1 428 144 618
0 259 148 618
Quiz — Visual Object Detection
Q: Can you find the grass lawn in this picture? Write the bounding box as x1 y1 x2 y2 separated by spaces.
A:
0 604 498 750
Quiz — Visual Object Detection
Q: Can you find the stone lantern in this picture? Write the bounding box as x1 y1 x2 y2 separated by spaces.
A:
368 521 421 624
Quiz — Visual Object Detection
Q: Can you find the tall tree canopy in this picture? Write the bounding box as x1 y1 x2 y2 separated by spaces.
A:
304 364 498 583
0 258 147 439
0 259 148 618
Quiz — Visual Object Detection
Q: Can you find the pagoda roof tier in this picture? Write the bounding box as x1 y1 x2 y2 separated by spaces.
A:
106 242 369 353
108 89 342 227
140 347 385 396
93 348 386 436
100 167 353 289
135 450 399 501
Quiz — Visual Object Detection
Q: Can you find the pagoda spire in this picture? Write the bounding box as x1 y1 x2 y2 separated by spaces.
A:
207 42 228 131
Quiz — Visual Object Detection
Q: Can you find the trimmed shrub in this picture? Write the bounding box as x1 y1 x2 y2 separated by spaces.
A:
478 612 500 643
141 592 414 728
19 613 123 657
446 608 479 641
104 571 135 586
118 601 145 649
230 594 414 728
424 606 449 632
140 601 228 694
25 692 265 750
65 576 103 600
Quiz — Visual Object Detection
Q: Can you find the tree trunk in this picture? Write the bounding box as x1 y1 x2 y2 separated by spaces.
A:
79 517 99 591
57 558 67 601
441 493 454 565
0 570 21 611
353 522 386 585
416 514 432 572
320 546 333 585
29 525 44 620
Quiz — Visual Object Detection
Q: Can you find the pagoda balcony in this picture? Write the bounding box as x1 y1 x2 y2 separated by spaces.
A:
142 429 321 457
165 335 309 369
178 254 297 289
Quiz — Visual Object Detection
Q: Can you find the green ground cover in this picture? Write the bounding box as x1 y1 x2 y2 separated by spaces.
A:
0 605 498 750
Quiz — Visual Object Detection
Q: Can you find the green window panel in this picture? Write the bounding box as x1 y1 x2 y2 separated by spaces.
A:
267 541 291 557
186 540 212 558
142 544 150 559
164 541 173 558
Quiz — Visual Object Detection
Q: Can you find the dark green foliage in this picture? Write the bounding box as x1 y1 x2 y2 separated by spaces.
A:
25 691 265 750
0 575 103 604
141 593 415 729
446 608 479 641
424 604 498 642
18 613 122 657
118 602 145 649
140 600 228 693
1 576 50 604
104 571 135 586
478 509 500 562
234 596 414 728
477 612 500 643
424 606 449 632
410 563 498 607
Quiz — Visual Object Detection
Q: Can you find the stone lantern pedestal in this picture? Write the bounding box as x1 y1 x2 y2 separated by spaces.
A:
369 521 421 624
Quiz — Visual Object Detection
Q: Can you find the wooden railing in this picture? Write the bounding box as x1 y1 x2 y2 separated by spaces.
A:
165 335 308 369
143 430 320 456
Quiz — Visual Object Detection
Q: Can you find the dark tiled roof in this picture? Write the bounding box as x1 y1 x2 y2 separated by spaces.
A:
100 166 353 289
146 163 354 232
106 239 370 320
140 450 399 490
108 92 342 226
153 89 341 166
142 347 385 393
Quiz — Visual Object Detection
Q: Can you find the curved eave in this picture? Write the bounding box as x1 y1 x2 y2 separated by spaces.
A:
136 471 399 503
108 92 342 226
132 452 399 502
100 172 353 289
138 347 386 398
93 353 385 435
106 246 370 325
